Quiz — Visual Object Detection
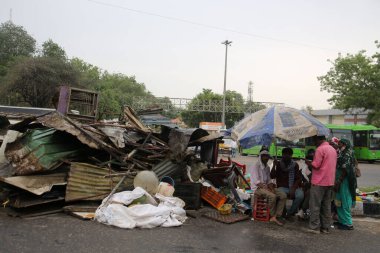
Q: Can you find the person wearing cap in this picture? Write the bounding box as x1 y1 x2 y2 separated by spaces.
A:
329 137 340 153
249 150 287 226
305 135 337 234
271 147 304 219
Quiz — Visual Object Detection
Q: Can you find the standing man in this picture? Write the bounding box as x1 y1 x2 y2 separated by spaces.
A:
249 150 287 226
230 140 237 158
305 135 337 234
271 147 304 219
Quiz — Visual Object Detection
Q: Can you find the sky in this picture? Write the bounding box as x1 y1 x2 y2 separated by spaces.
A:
1 0 379 109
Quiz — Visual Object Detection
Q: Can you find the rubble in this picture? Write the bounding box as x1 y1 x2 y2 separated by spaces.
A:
0 107 255 227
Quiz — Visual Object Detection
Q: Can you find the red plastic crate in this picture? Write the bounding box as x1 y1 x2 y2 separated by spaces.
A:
252 195 270 222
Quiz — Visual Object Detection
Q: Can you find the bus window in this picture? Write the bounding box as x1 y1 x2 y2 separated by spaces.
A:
369 131 380 150
354 131 367 147
276 138 304 148
331 129 353 144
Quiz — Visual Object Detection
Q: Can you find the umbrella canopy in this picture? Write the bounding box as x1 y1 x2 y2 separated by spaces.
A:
231 106 330 149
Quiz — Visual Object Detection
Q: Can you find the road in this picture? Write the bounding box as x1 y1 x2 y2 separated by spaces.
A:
0 154 379 253
229 154 380 188
0 208 379 253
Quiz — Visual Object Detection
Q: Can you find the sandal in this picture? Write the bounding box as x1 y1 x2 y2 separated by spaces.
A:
270 217 284 226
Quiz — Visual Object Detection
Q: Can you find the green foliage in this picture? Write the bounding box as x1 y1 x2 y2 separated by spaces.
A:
181 89 245 128
3 57 78 107
92 72 153 119
41 39 67 60
224 90 245 127
319 41 380 127
70 57 101 89
0 20 253 125
0 21 36 76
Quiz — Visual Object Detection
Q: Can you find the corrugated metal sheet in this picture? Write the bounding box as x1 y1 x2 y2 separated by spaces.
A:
5 128 84 175
0 173 66 195
188 133 223 146
151 159 183 179
36 112 104 149
0 105 55 120
97 126 126 148
65 162 133 202
160 126 209 145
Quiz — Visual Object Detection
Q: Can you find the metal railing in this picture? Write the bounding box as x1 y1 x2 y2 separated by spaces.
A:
130 97 284 113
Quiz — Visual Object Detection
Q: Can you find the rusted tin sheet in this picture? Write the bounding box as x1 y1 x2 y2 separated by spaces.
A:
0 105 54 121
9 195 65 209
5 128 84 175
65 163 133 202
151 159 183 179
0 173 67 195
188 133 223 146
36 112 104 149
161 126 209 147
97 125 126 148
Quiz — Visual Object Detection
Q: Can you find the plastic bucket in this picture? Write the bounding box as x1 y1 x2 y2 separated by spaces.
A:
161 176 175 187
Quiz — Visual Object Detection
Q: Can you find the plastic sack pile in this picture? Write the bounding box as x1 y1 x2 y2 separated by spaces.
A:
95 187 187 229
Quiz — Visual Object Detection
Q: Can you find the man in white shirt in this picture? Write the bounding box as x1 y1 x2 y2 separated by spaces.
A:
249 150 287 226
230 140 237 158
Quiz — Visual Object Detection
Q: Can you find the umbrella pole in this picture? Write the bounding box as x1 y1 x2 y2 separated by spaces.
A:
275 143 277 160
274 137 278 161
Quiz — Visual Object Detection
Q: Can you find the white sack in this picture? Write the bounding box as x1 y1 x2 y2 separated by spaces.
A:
95 187 187 229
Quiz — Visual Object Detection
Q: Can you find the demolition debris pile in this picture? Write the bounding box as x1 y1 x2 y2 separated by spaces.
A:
0 107 222 220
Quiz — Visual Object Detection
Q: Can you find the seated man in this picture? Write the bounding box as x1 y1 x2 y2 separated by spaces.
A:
271 147 304 218
249 150 287 226
296 149 315 219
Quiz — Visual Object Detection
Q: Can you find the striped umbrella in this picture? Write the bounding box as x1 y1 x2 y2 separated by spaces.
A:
231 106 329 149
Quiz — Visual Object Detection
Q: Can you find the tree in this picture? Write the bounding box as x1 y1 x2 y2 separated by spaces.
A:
181 89 245 128
92 72 153 119
224 90 245 127
70 57 102 89
41 39 67 60
318 41 380 126
301 105 313 114
0 21 36 76
4 57 78 107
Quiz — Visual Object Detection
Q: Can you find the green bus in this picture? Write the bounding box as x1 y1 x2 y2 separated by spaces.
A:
325 124 380 162
241 138 305 159
242 124 380 162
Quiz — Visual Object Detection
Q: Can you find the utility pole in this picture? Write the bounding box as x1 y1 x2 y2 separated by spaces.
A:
248 81 253 102
221 40 232 127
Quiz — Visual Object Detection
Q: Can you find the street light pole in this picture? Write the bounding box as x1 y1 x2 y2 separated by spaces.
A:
221 40 232 127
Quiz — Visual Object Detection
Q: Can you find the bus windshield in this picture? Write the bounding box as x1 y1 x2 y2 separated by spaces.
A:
330 129 353 145
369 131 380 150
276 138 305 148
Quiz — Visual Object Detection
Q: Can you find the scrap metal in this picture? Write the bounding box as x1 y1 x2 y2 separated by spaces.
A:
65 162 133 202
5 128 84 176
0 173 66 195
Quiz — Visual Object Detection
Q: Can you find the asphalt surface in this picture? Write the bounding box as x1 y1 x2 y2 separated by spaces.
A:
1 209 379 253
0 154 379 253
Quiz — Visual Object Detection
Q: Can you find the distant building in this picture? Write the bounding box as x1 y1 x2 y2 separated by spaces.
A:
199 122 225 134
311 109 369 125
